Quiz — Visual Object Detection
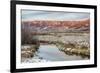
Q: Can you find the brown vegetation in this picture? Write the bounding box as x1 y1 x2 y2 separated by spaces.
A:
21 45 39 59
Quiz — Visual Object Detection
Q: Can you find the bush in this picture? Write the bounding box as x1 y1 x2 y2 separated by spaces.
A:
21 27 39 45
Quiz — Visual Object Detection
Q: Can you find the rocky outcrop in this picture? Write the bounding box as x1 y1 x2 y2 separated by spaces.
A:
22 19 90 33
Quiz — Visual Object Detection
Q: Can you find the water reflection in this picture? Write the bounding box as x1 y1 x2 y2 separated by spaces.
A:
22 45 88 63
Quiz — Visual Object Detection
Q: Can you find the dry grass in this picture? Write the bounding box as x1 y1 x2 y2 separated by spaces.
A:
55 41 90 58
21 45 39 59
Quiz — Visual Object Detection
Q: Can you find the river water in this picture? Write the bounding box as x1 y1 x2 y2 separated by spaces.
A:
22 45 88 63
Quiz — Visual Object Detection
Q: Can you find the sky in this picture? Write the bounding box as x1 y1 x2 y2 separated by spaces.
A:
21 10 90 21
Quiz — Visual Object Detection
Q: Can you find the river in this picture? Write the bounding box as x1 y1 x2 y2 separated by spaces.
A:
22 45 87 63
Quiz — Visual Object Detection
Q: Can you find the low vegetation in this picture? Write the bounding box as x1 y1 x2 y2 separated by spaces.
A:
21 45 39 58
55 41 90 58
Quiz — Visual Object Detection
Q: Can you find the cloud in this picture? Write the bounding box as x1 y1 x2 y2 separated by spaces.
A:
22 10 90 21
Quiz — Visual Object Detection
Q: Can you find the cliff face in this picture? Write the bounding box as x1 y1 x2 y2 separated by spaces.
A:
22 19 90 33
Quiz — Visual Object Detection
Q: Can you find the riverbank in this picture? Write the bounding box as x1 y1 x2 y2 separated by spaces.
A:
21 44 39 62
55 41 90 58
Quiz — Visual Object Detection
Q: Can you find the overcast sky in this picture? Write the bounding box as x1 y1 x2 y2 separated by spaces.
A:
21 10 90 21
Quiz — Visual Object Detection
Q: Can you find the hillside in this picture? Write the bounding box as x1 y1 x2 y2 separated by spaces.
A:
22 19 90 33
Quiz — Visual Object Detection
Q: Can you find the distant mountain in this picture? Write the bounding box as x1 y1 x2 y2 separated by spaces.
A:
22 19 90 33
